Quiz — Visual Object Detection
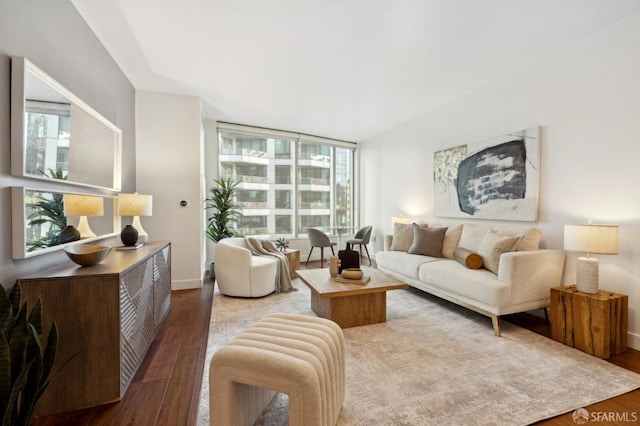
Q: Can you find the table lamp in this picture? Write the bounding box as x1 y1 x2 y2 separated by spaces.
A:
564 223 619 293
391 216 412 230
118 193 153 244
63 194 104 239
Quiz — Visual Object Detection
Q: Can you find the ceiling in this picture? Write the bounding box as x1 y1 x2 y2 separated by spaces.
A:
71 0 640 142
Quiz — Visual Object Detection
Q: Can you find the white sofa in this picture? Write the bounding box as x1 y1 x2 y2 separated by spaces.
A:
214 237 277 297
376 222 565 336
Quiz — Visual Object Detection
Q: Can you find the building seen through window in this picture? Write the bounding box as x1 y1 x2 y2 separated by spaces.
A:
218 125 356 238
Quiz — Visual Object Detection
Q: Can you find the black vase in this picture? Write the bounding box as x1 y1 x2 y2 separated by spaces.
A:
338 243 360 273
59 225 81 244
120 225 139 246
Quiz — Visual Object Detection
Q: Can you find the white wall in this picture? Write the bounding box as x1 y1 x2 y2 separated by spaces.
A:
360 12 640 349
135 91 205 290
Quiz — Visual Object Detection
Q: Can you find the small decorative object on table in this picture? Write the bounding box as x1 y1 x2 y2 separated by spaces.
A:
275 237 289 252
64 244 112 266
333 268 371 285
329 255 340 277
341 268 363 280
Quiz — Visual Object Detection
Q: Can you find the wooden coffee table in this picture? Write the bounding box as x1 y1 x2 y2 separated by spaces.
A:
296 267 408 328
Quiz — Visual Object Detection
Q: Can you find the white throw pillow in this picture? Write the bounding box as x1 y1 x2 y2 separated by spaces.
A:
457 223 488 252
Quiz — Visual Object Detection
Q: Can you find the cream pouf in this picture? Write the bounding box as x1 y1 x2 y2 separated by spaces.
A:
209 313 345 426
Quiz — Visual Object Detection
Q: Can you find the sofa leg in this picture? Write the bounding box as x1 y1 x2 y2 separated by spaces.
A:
491 316 501 337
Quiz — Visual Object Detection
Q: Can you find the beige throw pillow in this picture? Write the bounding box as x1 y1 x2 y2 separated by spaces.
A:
441 224 463 259
489 225 542 251
408 225 447 257
477 230 522 274
390 223 415 251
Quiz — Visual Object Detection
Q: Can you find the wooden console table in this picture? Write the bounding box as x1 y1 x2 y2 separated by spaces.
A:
549 285 627 359
18 241 171 416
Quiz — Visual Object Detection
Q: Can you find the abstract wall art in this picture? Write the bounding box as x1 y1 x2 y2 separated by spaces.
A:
433 127 540 222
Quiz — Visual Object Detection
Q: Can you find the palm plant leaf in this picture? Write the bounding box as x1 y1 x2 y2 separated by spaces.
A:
205 178 243 242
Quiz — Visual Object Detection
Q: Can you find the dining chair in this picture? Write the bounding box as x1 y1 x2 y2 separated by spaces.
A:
306 228 337 267
346 225 373 265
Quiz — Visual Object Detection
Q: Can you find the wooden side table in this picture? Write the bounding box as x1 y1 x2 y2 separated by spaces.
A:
550 285 627 359
283 249 300 279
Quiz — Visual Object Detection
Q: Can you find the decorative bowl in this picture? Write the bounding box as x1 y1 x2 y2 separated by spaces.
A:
341 268 363 280
64 244 112 266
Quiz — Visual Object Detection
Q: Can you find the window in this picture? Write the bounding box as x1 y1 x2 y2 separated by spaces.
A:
217 122 357 238
25 101 71 177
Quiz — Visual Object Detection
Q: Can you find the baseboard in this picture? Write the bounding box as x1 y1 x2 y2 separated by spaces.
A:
628 331 640 351
171 278 203 290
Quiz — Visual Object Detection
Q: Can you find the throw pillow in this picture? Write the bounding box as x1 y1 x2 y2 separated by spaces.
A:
441 224 463 259
489 225 542 251
457 223 488 252
390 222 414 251
453 247 483 269
407 225 447 257
477 230 522 274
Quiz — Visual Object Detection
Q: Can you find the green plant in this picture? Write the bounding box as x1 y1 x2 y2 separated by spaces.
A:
0 282 58 426
26 191 66 251
205 178 243 243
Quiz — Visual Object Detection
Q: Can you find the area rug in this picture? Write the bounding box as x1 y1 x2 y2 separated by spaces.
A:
197 280 640 425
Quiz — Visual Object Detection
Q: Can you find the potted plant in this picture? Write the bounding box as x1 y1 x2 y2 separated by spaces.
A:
205 178 243 279
0 282 58 425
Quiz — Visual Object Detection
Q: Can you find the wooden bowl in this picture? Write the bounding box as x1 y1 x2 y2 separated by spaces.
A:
341 268 363 280
64 244 112 266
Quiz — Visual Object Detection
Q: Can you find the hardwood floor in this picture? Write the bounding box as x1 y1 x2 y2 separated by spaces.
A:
32 260 639 425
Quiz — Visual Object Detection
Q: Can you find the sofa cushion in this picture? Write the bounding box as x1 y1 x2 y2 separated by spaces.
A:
432 223 463 259
408 225 447 257
457 223 488 252
418 260 511 309
477 230 522 274
375 250 440 279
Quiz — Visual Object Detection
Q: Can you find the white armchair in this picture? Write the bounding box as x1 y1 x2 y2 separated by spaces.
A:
214 238 278 297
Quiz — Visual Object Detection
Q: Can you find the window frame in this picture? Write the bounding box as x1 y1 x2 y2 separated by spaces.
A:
216 122 359 239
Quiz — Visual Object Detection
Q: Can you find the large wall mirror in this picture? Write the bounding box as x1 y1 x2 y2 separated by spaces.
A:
11 57 122 191
11 187 119 259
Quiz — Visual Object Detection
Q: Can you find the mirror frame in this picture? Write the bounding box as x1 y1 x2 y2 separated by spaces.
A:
11 56 123 191
11 187 120 259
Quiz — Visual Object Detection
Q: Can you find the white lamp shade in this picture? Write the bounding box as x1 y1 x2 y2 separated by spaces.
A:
118 193 153 216
63 194 104 217
564 224 619 255
391 216 412 228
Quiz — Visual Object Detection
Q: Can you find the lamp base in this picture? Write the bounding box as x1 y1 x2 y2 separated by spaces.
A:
77 216 97 239
576 256 599 293
121 225 139 246
132 216 148 244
